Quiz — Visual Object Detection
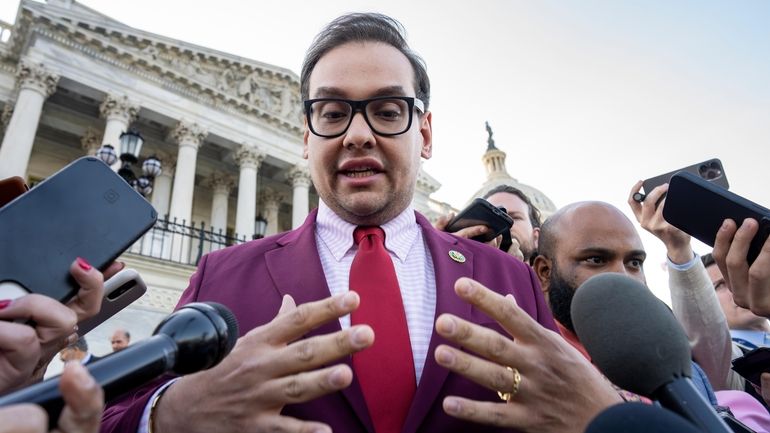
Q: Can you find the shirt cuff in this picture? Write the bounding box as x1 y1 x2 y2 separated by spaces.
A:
668 252 699 272
137 378 180 433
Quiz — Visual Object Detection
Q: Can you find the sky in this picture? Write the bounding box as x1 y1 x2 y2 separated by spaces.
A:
2 0 770 302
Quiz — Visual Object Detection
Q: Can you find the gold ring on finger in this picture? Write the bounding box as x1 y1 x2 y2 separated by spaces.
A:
496 366 521 403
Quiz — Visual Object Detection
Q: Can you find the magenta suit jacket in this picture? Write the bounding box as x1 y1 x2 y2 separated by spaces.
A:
101 210 557 433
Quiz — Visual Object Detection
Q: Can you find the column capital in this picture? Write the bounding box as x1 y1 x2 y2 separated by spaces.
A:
80 127 103 155
234 144 265 170
154 151 176 177
16 60 60 97
287 164 312 188
99 94 139 123
171 121 207 150
206 172 235 195
260 187 284 210
1 104 13 132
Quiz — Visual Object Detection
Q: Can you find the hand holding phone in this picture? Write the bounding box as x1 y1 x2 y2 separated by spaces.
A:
732 347 770 388
0 157 157 303
444 198 514 244
77 268 147 336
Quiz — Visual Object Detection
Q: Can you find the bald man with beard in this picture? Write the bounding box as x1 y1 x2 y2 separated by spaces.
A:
530 202 647 351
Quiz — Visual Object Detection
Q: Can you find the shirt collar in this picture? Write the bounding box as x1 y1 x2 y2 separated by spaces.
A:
316 200 419 262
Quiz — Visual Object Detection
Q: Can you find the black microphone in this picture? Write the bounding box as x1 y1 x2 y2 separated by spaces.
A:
0 301 238 429
585 403 703 433
571 273 730 433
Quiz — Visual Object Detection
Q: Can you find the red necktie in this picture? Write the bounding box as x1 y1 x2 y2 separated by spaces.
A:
350 227 415 433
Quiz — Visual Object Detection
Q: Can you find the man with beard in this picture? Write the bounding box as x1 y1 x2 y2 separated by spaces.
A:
531 201 647 353
484 185 541 263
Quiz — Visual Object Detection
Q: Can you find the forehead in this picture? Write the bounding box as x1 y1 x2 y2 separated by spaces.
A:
486 192 529 214
308 41 416 99
555 205 643 257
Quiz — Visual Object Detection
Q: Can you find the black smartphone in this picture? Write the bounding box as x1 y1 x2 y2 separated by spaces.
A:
0 157 157 303
633 158 729 202
77 268 147 336
731 347 770 388
444 198 514 243
663 171 770 265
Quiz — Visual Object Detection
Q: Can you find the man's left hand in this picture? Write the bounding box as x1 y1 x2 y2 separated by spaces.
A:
434 278 621 433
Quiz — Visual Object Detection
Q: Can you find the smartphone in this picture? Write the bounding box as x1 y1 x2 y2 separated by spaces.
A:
444 198 514 243
77 268 147 336
731 347 770 388
633 158 729 202
0 157 157 302
0 176 28 208
663 171 770 265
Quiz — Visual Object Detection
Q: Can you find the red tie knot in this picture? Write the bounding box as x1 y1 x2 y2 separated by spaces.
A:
354 226 385 246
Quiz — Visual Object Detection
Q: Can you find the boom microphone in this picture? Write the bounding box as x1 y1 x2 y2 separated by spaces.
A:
585 403 703 433
0 301 238 429
571 273 730 433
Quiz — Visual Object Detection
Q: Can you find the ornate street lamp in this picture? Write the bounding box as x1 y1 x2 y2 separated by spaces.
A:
96 128 161 197
253 214 267 240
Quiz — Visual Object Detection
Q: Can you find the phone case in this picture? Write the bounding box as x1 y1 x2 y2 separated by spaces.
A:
731 347 770 387
444 198 514 243
77 268 147 336
642 158 729 197
0 157 157 302
663 171 770 265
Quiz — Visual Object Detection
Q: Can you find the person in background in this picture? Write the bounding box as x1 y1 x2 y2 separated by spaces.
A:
110 328 130 353
59 337 100 366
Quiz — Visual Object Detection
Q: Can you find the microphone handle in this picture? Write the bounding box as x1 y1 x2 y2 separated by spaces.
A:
0 334 176 429
655 378 732 433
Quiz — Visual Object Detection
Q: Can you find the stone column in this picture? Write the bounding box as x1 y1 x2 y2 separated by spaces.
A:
150 152 174 218
167 121 206 225
207 173 234 234
234 145 264 240
80 128 102 156
260 188 284 236
288 164 312 229
99 94 138 169
0 60 60 179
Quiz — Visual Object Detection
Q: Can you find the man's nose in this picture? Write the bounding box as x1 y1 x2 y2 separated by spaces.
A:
342 112 374 148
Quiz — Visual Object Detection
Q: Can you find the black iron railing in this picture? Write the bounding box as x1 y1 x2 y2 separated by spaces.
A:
127 216 248 265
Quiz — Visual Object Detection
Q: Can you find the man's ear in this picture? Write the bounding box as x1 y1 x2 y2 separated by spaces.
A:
532 254 551 298
532 227 541 250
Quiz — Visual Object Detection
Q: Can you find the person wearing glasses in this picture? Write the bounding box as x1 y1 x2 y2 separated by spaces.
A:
102 13 619 433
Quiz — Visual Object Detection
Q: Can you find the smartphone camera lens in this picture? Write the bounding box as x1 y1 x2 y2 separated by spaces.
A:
699 163 723 180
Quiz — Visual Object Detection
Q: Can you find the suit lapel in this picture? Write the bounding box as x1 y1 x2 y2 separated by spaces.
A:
403 214 475 433
264 209 374 433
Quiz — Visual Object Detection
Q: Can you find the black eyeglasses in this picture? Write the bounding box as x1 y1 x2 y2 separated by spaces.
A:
304 96 425 138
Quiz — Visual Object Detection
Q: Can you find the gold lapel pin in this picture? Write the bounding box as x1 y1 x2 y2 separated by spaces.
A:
448 250 466 263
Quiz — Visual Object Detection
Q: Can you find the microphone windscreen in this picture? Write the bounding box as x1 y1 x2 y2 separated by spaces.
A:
206 301 239 349
585 403 701 433
571 273 691 397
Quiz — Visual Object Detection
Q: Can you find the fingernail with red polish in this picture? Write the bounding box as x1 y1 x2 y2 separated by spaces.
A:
0 299 11 309
76 257 92 271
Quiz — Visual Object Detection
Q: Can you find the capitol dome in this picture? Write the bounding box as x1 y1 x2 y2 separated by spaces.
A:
467 123 557 221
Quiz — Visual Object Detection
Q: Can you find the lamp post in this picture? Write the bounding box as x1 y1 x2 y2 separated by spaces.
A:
253 214 267 240
96 129 161 197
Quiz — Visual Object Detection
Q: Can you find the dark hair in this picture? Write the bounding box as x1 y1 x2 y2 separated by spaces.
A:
483 184 542 229
68 336 88 352
701 253 716 268
300 13 430 109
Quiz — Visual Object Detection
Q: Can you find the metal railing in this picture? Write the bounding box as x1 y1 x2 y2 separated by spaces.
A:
127 216 249 266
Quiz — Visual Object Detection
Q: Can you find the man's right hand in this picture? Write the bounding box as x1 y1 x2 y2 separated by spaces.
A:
628 181 693 264
713 218 770 317
153 292 374 433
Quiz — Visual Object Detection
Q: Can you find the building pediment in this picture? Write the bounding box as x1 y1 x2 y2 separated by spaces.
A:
5 0 303 136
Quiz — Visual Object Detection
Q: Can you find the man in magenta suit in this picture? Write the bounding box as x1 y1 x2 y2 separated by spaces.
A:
101 13 620 433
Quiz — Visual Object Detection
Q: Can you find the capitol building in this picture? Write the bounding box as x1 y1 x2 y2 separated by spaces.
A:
0 0 555 362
